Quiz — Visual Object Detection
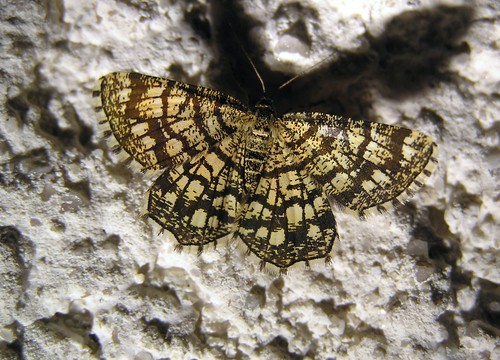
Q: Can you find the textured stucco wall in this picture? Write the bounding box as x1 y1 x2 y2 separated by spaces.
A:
1 0 498 359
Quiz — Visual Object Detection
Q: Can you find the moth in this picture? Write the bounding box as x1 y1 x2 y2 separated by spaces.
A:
93 71 437 271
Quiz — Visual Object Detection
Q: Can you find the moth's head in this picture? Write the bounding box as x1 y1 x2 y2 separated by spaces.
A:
254 97 276 119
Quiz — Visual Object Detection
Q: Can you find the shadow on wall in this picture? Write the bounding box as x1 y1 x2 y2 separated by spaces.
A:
191 2 473 119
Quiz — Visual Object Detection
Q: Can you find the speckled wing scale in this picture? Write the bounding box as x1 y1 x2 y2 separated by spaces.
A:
238 138 338 269
93 71 437 271
93 72 250 172
279 113 437 217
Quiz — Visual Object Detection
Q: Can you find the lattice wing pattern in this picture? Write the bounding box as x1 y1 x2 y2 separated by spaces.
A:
238 138 337 268
94 72 253 171
279 113 437 215
95 69 439 270
148 132 247 245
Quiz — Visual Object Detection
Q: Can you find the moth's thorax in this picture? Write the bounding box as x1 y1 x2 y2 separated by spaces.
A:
254 97 276 121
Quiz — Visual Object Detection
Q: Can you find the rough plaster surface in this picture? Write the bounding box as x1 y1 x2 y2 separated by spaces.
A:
0 0 498 359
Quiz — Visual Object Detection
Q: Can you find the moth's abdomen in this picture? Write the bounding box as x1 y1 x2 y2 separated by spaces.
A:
243 126 272 194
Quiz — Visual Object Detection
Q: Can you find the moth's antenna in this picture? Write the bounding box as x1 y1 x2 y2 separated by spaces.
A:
240 45 266 95
229 24 266 95
278 53 336 90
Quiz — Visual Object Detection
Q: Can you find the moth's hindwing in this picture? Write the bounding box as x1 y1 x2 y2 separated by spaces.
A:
238 137 338 268
147 132 247 245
